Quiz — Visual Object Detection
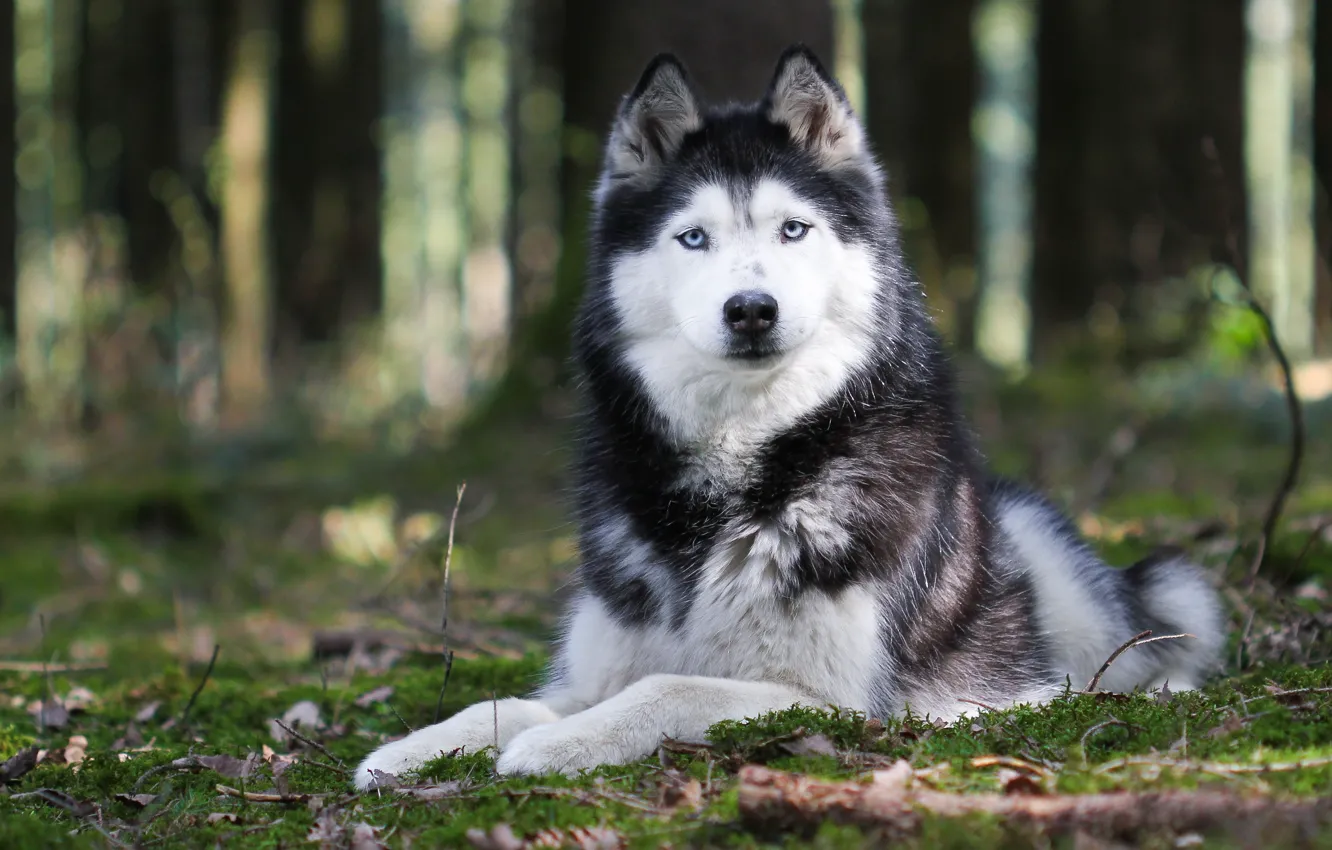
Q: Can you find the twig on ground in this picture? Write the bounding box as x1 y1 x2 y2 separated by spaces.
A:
434 483 466 725
385 700 415 734
1078 718 1130 765
737 763 1332 837
1084 631 1194 693
1199 138 1305 588
215 784 313 804
969 755 1053 778
1095 753 1332 777
272 719 346 772
131 757 207 793
178 644 220 727
0 661 107 673
1288 517 1332 577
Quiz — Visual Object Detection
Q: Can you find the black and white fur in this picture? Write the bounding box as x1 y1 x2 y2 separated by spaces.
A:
354 46 1224 789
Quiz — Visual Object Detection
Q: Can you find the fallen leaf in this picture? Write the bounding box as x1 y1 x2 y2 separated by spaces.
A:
529 826 625 849
1206 714 1247 739
64 735 88 768
0 747 39 783
112 722 145 750
354 686 394 709
207 812 240 824
870 759 915 791
307 807 344 845
8 788 98 818
780 733 838 758
996 768 1046 796
398 780 464 800
28 700 70 730
357 769 399 791
660 777 702 811
1156 681 1174 704
135 701 162 723
467 824 525 850
271 700 323 743
350 822 389 850
196 753 261 779
114 793 158 809
63 687 97 712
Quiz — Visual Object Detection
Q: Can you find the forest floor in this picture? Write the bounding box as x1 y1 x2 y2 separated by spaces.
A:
2 356 1332 848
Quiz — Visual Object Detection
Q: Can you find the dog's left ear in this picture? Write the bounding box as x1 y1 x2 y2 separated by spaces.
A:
765 45 865 167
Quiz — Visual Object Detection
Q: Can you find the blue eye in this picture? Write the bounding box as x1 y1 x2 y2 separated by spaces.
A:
676 228 708 250
781 219 811 242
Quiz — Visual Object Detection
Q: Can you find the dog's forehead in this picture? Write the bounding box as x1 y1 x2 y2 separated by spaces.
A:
672 178 810 227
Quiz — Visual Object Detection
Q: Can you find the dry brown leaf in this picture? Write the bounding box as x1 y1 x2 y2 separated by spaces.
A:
271 700 323 743
134 701 161 723
467 824 525 850
196 753 261 779
350 822 389 850
114 793 158 809
0 746 39 784
207 812 240 824
354 686 395 708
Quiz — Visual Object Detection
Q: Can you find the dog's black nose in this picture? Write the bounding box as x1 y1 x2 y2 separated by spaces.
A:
723 291 778 335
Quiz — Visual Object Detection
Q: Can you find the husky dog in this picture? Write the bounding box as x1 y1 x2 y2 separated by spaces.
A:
354 45 1224 789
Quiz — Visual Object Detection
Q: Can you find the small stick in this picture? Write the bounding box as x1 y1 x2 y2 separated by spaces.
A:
1084 631 1194 693
1199 138 1305 587
215 783 312 804
433 483 466 725
0 661 107 673
1079 718 1130 764
272 719 346 772
178 644 220 727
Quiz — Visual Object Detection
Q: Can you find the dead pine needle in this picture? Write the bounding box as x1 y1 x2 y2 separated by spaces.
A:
434 482 466 725
1083 631 1194 693
178 643 220 727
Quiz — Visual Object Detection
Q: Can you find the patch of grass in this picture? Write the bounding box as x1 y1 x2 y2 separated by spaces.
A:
4 654 1332 848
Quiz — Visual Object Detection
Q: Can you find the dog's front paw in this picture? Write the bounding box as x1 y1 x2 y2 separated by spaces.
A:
353 698 561 790
496 717 651 777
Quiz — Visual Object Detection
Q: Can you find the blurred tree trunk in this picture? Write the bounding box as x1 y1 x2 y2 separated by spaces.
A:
168 0 220 428
507 0 563 332
865 0 976 346
1245 0 1317 362
218 0 277 424
1316 0 1332 348
380 1 468 414
274 0 381 353
0 0 14 361
120 2 178 303
461 0 513 392
1032 1 1246 366
15 0 85 424
971 0 1038 374
832 0 866 115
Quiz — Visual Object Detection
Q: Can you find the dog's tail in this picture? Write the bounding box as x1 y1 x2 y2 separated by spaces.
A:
1122 549 1227 691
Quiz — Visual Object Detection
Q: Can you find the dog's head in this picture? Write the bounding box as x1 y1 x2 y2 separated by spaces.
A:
581 46 906 443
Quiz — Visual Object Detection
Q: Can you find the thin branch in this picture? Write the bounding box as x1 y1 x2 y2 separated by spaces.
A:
178 644 220 727
215 783 313 804
433 482 466 724
1084 631 1194 693
272 719 346 773
1200 137 1306 587
0 661 107 673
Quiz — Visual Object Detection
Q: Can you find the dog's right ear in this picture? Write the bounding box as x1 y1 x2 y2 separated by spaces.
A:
603 54 702 186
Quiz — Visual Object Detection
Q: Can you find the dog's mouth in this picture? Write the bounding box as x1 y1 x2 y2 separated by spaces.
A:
724 339 785 366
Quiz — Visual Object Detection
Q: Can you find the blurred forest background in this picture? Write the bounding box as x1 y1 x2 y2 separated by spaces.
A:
0 0 1330 672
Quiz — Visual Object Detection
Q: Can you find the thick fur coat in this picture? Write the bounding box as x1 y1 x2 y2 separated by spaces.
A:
353 45 1224 789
